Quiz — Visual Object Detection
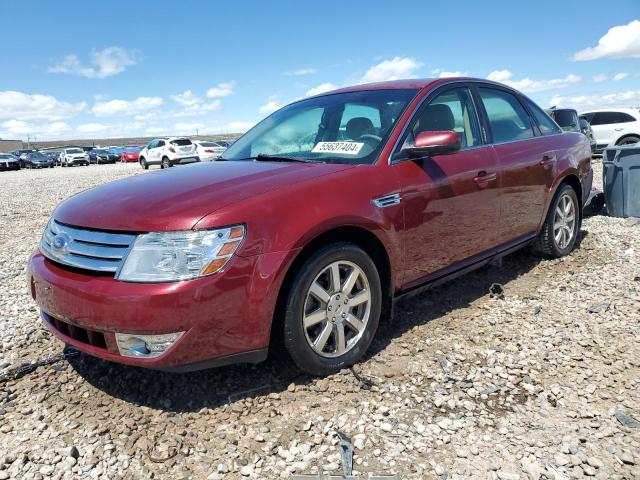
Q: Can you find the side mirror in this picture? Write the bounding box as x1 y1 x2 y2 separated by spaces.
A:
403 131 461 158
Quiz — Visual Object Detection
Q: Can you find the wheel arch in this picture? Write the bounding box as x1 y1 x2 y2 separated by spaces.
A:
269 225 394 351
615 133 640 145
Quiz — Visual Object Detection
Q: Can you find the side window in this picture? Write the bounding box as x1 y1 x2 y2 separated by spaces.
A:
340 104 381 140
157 140 165 148
524 99 561 135
403 87 481 150
618 112 636 123
478 88 535 143
590 112 635 125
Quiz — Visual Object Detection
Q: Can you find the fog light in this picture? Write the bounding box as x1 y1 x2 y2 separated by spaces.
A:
115 332 184 359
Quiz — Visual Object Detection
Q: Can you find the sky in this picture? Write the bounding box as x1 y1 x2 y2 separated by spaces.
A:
0 0 639 141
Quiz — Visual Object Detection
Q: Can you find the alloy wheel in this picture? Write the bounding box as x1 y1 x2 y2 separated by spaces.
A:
553 193 576 249
302 261 371 358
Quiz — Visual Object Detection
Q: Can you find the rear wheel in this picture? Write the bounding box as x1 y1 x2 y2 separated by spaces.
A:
282 243 382 376
535 184 580 258
140 157 149 170
161 157 171 169
617 135 640 146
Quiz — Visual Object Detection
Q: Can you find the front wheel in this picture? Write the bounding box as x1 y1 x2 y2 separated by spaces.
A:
282 243 382 376
140 157 149 170
535 184 580 258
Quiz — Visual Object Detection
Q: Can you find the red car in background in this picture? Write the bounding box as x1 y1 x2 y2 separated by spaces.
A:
28 78 592 376
120 146 142 162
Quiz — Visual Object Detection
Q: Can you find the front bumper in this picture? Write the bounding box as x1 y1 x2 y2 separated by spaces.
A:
67 158 89 165
27 248 293 370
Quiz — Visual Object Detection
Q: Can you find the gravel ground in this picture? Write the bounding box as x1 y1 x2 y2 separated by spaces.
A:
0 160 638 480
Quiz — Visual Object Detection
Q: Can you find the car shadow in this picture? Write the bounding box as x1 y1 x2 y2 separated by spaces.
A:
68 236 588 412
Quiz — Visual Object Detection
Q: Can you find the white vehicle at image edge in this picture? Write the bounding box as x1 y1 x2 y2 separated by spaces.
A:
194 141 227 161
60 148 89 167
138 137 200 169
580 108 640 153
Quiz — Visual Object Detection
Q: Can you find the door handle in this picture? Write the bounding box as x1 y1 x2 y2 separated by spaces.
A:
614 127 623 131
473 171 497 188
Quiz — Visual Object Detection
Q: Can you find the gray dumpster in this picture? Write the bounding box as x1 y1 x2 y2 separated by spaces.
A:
603 145 640 218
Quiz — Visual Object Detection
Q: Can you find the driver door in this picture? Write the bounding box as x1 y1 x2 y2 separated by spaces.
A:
392 85 501 287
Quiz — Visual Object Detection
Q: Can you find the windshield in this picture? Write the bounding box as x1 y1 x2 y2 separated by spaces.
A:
221 89 419 165
66 148 83 154
29 153 48 159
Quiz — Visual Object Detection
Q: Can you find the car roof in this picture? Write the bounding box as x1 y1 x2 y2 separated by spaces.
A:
303 77 525 99
580 107 640 114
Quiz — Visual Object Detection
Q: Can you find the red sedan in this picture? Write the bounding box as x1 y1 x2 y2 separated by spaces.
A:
28 78 592 375
120 146 142 162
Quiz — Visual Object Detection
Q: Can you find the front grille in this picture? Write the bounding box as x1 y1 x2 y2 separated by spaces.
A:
44 312 107 349
40 220 137 275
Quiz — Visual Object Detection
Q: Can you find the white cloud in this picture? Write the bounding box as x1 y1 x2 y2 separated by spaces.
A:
548 90 640 112
572 20 640 61
305 83 338 97
171 90 200 107
92 96 163 117
360 57 423 83
486 70 581 93
174 121 206 134
0 119 72 138
438 71 465 78
48 47 138 79
206 81 235 98
593 74 608 83
224 121 254 132
613 72 629 81
0 90 85 121
77 123 110 133
285 68 317 76
145 126 167 135
170 90 222 115
258 98 282 115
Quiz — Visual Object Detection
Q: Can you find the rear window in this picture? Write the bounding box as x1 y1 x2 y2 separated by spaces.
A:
552 110 578 128
200 142 219 147
170 138 192 146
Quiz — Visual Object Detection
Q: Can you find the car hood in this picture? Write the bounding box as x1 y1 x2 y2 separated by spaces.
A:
54 161 353 231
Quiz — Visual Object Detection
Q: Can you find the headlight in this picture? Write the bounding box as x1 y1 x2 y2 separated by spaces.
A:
116 225 245 282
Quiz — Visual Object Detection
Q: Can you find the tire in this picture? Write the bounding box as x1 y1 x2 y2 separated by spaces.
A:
161 157 171 169
535 184 580 258
282 242 382 376
140 157 149 170
617 135 640 146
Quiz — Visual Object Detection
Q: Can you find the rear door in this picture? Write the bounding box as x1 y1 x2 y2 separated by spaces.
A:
392 84 501 285
154 140 165 163
475 86 556 243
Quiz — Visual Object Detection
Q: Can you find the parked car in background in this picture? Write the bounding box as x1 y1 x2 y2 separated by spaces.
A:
548 108 579 132
214 140 236 148
23 152 55 169
138 137 199 169
28 78 592 376
580 108 640 152
578 116 597 153
194 141 226 161
119 146 142 163
10 149 35 168
42 152 60 164
0 153 20 171
88 149 119 164
60 148 90 167
107 146 125 160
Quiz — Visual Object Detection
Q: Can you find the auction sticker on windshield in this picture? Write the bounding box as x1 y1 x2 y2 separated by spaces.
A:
312 142 364 155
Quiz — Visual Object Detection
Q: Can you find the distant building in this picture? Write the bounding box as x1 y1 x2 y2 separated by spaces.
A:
0 139 24 152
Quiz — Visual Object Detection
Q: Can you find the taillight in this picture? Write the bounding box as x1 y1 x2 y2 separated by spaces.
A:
168 146 176 153
204 149 214 153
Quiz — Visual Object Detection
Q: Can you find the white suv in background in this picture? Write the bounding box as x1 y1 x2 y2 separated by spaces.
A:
138 137 200 169
60 148 90 167
580 108 640 153
194 141 227 161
